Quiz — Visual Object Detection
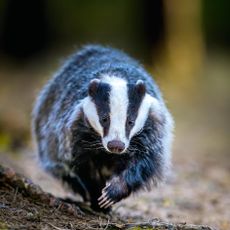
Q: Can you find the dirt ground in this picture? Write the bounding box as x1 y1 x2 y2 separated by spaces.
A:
0 185 100 229
0 53 229 230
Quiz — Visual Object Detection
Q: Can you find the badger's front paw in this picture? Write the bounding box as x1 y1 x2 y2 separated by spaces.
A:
98 176 130 209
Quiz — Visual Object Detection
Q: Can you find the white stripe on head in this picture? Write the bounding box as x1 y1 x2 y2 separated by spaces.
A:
129 94 161 139
82 97 103 136
101 76 129 150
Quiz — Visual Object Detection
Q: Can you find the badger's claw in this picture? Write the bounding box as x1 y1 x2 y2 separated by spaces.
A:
98 191 107 202
98 192 108 205
100 198 112 208
102 182 110 192
98 184 116 209
103 200 114 209
98 177 130 209
98 190 114 208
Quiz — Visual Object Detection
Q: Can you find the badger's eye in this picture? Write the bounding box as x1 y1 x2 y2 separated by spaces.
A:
127 118 135 127
101 115 109 124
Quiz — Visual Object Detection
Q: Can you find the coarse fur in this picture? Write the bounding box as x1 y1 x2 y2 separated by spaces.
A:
32 45 174 212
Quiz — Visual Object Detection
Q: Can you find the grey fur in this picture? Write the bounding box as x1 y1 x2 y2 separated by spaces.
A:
32 45 174 211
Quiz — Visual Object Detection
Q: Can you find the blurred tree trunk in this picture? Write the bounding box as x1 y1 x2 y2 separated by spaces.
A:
162 0 204 98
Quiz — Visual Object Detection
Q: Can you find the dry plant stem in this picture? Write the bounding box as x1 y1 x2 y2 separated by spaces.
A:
0 164 216 230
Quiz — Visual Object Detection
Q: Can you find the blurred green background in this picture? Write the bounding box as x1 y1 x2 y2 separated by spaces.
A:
0 0 229 228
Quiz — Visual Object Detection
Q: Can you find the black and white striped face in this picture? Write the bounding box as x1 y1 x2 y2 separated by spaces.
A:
82 76 161 154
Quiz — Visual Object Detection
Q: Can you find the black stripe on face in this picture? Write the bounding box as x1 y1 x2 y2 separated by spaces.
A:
126 83 146 138
89 82 111 137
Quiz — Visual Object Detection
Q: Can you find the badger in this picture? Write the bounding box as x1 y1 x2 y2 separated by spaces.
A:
32 45 174 212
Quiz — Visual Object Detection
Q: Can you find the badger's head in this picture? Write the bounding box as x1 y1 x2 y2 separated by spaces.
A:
73 76 167 154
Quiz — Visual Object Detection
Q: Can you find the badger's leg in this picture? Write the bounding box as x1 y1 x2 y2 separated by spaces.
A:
76 160 111 212
62 174 91 202
98 154 163 209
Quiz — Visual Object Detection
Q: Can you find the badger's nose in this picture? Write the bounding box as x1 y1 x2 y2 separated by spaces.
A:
107 140 125 153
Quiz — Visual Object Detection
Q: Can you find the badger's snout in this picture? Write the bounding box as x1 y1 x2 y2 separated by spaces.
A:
107 140 125 153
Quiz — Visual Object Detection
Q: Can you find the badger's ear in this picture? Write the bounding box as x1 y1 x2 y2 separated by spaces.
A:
88 79 100 97
135 80 146 95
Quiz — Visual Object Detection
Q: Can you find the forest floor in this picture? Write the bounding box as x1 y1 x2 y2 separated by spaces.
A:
0 163 216 230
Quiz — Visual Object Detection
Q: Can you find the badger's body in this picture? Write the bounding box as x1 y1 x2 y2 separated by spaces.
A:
32 45 174 211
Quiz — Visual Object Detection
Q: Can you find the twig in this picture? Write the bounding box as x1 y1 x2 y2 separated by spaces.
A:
47 223 69 230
